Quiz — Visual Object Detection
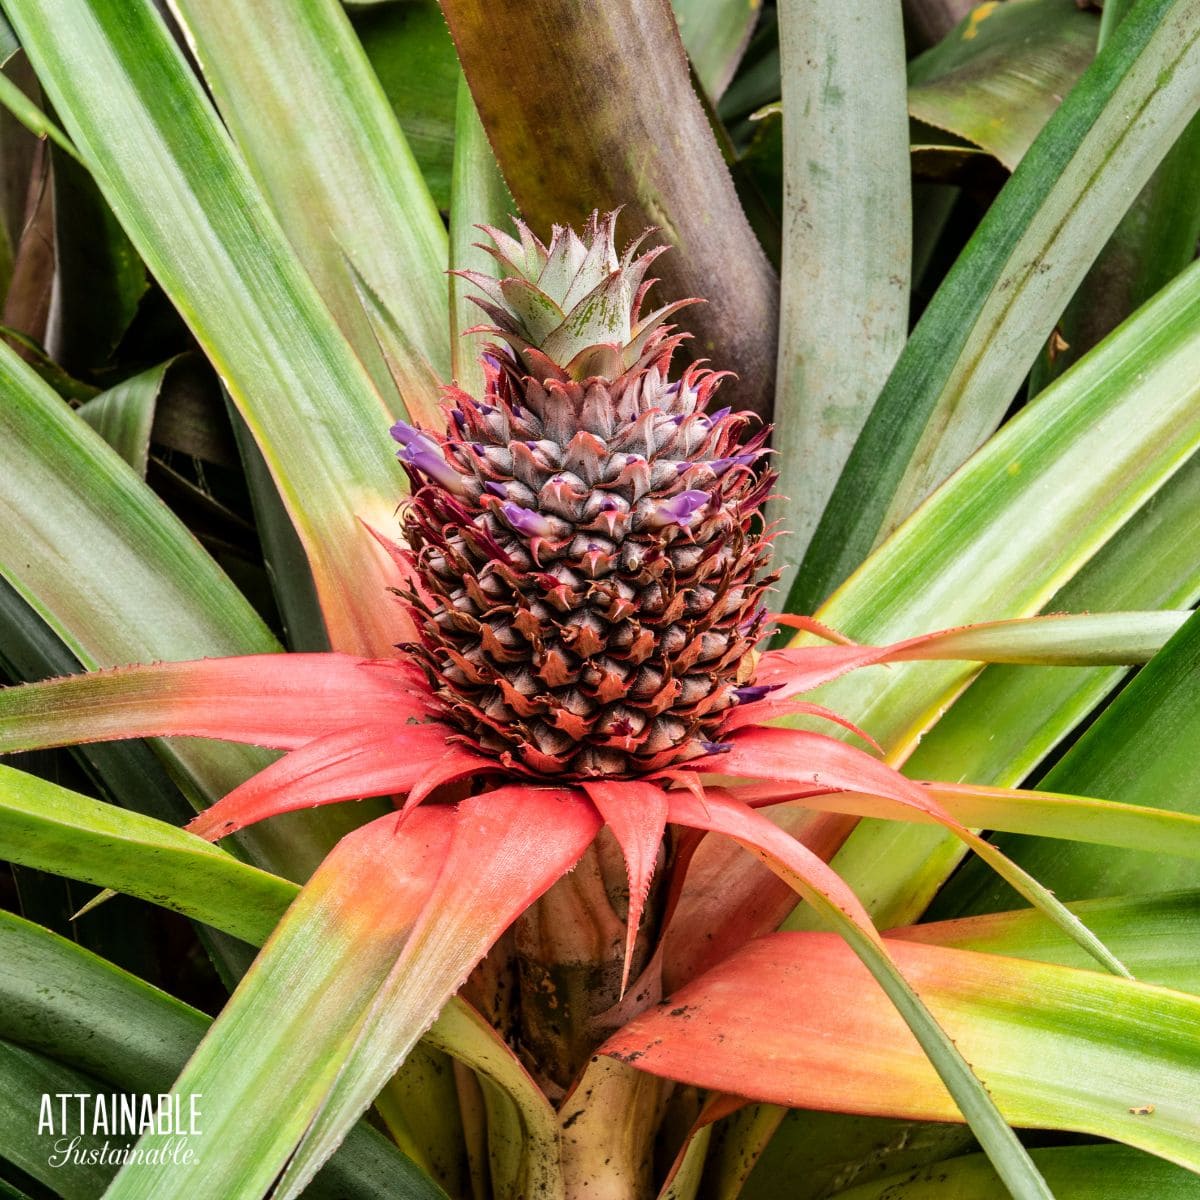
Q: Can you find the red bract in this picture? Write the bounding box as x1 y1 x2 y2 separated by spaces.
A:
0 610 1091 988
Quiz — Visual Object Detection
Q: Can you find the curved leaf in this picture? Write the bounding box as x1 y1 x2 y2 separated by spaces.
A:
5 0 413 657
607 933 1200 1170
0 763 294 946
794 0 1200 610
908 0 1098 170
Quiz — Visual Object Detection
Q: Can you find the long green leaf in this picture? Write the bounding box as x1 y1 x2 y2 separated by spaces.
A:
169 0 450 417
935 605 1200 915
1032 0 1200 388
442 0 780 419
0 763 293 946
0 336 365 878
0 910 447 1200
6 0 409 657
1034 109 1200 391
793 0 1200 612
448 74 515 396
0 340 271 670
0 757 545 1195
830 1144 1199 1200
768 0 910 592
50 143 147 377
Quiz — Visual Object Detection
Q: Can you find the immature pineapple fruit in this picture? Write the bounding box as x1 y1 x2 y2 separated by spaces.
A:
393 212 775 778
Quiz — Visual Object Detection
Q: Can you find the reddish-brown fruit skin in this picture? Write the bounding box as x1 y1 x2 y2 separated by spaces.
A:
398 335 777 779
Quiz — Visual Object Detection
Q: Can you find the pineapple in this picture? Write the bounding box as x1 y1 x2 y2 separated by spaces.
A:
392 212 776 779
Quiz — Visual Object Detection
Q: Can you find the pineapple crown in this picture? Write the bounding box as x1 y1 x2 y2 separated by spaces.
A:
456 210 698 384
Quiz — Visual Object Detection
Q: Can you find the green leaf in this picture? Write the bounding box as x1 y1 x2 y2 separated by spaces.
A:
794 0 1200 612
1029 0 1200 392
100 791 592 1200
672 0 760 100
908 0 1099 170
0 909 447 1200
829 1144 1200 1200
76 359 171 476
787 781 1200 869
426 1002 562 1200
0 763 294 946
5 0 412 658
356 1 460 214
0 323 97 401
170 0 450 411
444 0 780 418
1031 98 1200 385
448 75 515 397
735 1109 973 1200
934 606 1200 915
752 434 1200 1200
768 0 911 594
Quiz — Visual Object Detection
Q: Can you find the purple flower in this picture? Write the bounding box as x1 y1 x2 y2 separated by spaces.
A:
391 422 467 492
709 452 759 475
646 489 710 529
501 502 557 538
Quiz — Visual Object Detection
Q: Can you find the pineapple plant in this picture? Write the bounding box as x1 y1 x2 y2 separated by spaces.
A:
0 0 1198 1199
